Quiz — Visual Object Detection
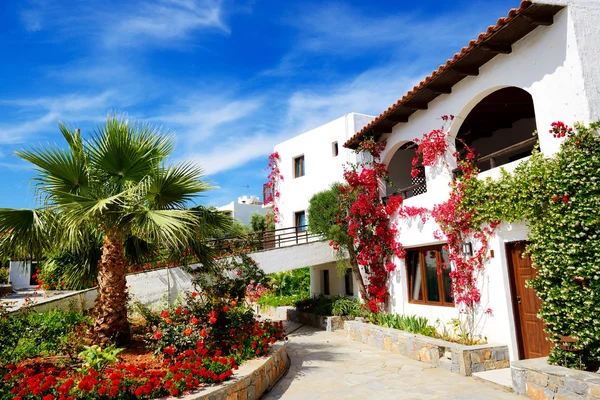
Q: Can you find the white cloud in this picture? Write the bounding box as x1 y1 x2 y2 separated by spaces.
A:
156 95 264 143
20 0 231 49
103 0 229 48
0 91 119 143
180 66 421 176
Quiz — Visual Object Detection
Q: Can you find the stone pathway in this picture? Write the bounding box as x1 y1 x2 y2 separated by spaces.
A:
264 323 525 400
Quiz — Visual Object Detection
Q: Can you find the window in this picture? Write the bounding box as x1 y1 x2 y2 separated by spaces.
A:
322 269 330 295
406 245 453 306
295 211 306 232
332 142 339 157
344 268 354 296
294 155 305 178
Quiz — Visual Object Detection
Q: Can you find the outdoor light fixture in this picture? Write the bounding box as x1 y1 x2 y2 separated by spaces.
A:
461 242 473 256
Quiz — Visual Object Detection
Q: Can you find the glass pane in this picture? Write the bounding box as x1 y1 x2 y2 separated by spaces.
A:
425 250 440 302
408 252 423 301
441 249 453 303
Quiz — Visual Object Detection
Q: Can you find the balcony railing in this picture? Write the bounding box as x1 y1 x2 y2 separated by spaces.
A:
453 136 537 177
382 182 427 205
207 225 321 254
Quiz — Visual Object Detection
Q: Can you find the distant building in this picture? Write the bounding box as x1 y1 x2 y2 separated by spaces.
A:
218 195 268 226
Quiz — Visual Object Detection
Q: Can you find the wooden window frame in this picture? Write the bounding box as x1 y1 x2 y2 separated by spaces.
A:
293 155 305 178
405 245 454 307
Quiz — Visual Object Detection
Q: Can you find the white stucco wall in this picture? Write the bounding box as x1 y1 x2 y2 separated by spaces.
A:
249 240 336 274
217 200 268 227
354 3 597 361
273 113 374 230
9 261 36 289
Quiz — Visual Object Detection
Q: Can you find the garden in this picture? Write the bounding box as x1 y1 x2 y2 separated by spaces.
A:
0 116 286 399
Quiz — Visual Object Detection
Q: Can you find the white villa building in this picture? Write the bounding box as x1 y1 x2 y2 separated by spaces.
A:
270 0 600 364
265 113 373 297
342 0 600 363
217 195 268 227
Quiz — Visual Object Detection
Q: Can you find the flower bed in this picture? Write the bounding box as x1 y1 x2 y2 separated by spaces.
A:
168 341 288 400
345 319 509 376
0 252 287 399
511 357 600 400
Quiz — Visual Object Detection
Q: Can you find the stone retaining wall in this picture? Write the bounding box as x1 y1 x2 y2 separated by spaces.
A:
345 320 509 376
511 357 600 399
256 305 295 321
256 305 345 332
173 342 289 400
286 309 344 332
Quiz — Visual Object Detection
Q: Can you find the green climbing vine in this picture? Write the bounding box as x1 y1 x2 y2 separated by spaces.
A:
458 121 600 370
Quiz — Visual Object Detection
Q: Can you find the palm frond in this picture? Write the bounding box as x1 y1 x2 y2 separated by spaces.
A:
16 145 88 202
190 205 234 238
146 162 213 209
0 208 54 260
88 114 174 186
129 208 201 249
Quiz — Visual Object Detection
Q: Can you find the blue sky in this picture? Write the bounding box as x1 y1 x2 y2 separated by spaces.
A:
0 0 518 209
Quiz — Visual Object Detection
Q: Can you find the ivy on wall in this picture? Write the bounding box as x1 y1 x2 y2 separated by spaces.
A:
458 121 600 370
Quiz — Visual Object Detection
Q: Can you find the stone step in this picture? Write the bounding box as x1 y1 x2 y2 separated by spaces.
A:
472 368 514 391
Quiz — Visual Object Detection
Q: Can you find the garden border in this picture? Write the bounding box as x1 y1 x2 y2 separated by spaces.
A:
167 341 289 400
345 319 509 376
257 305 344 332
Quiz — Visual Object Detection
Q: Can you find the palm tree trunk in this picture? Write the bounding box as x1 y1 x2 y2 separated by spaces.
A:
92 230 130 345
347 245 368 300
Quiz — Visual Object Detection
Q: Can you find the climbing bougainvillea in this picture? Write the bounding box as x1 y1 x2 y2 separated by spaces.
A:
264 152 283 224
338 139 405 313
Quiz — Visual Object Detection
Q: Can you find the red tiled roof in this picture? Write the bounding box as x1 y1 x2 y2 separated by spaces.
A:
344 0 564 149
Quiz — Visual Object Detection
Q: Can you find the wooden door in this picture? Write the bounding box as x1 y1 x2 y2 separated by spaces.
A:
507 242 552 359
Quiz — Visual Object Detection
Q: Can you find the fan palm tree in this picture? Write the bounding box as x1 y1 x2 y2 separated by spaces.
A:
0 115 231 344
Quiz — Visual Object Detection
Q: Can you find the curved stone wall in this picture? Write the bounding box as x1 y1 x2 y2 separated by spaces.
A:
173 342 289 400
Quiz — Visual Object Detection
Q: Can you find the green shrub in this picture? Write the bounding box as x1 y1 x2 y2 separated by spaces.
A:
371 313 437 337
331 297 363 319
0 308 91 364
257 293 306 307
268 267 310 297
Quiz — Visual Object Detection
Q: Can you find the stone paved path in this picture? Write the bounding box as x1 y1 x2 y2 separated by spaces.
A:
264 323 525 400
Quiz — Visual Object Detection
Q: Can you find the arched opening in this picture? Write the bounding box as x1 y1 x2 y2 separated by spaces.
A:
456 87 537 173
386 142 427 198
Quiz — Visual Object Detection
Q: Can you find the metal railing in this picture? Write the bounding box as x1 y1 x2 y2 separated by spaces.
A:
453 137 537 177
382 183 427 205
207 225 321 254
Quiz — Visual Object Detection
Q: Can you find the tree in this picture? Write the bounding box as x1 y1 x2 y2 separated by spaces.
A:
307 183 367 299
250 213 267 232
0 115 231 344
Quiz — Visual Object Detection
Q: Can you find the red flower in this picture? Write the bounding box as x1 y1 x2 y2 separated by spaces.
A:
183 328 193 336
154 331 163 340
222 305 230 312
191 317 199 325
563 195 569 204
161 310 169 319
